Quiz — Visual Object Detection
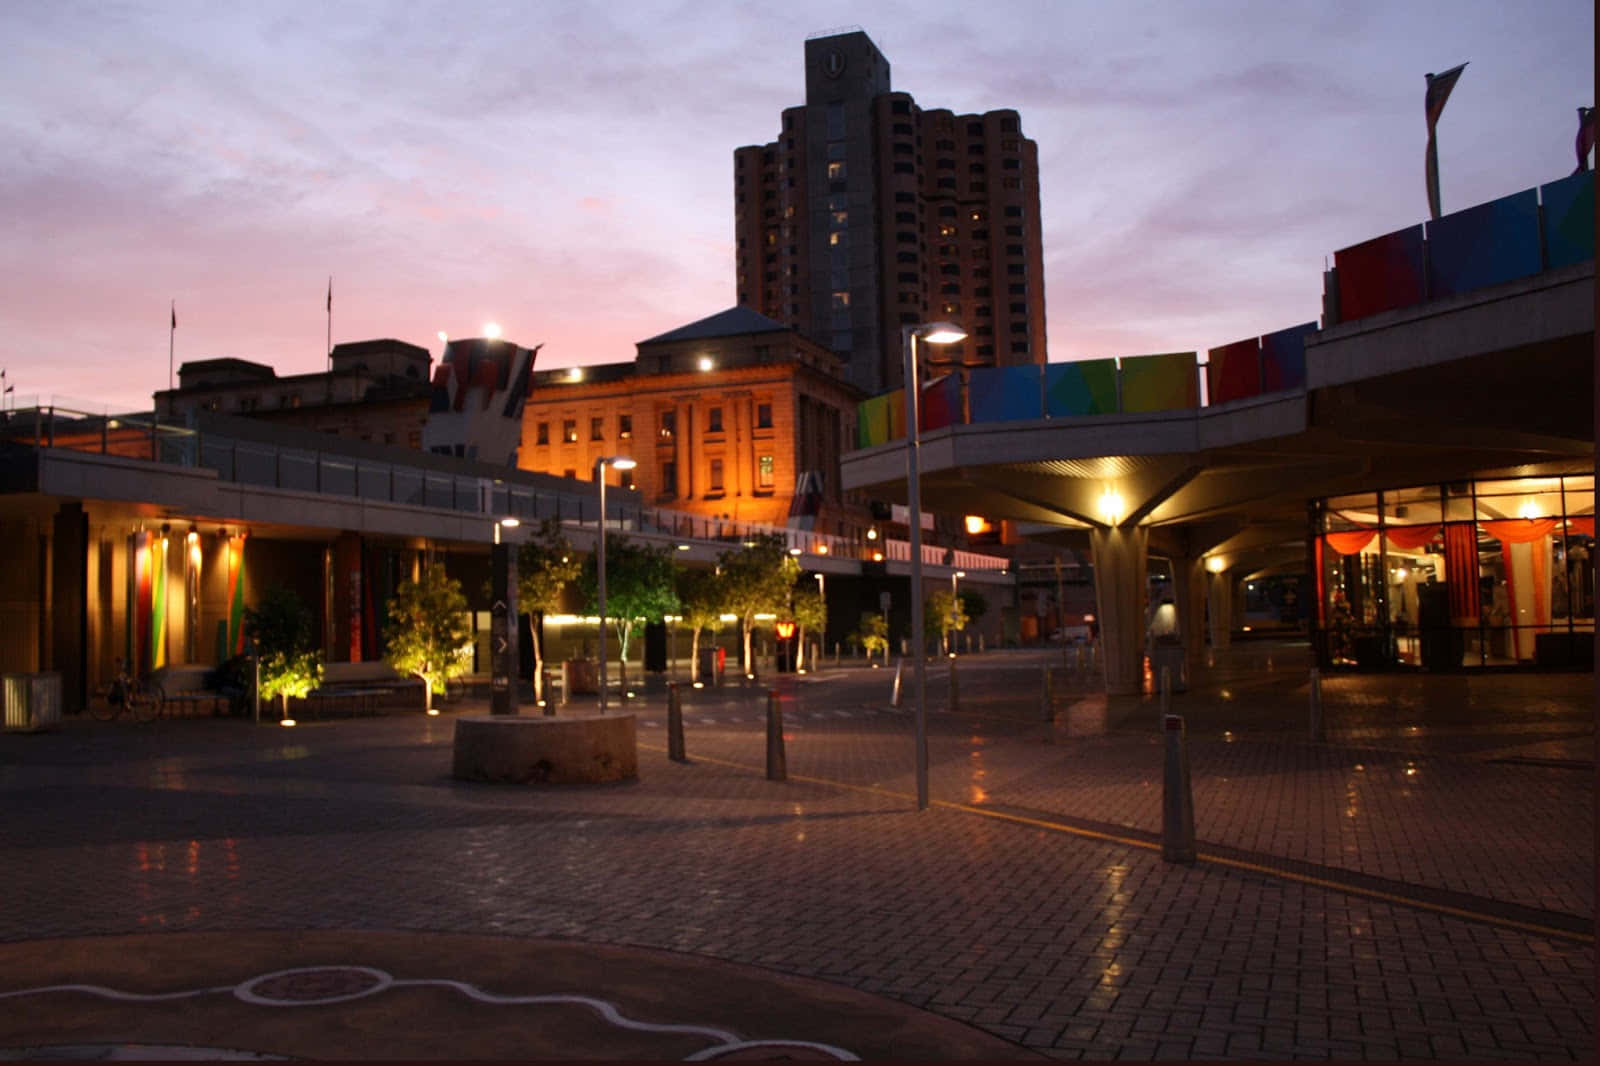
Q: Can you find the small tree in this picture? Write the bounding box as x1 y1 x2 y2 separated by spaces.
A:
245 585 323 720
926 589 970 654
856 612 889 664
579 535 679 693
384 564 473 713
517 518 582 702
717 533 799 677
676 567 726 683
789 581 826 671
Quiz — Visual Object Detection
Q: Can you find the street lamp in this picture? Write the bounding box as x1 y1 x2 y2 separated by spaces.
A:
595 455 636 714
902 321 967 811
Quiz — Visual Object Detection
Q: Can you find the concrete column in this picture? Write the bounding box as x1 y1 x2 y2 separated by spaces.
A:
50 503 88 714
1175 556 1206 668
1089 523 1149 696
1208 570 1233 649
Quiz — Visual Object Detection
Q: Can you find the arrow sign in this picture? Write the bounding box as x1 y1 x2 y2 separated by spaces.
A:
494 636 508 653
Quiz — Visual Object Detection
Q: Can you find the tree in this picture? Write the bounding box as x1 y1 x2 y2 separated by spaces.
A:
855 612 889 663
717 534 799 677
384 563 473 713
517 518 582 702
926 588 970 653
789 581 826 671
676 567 726 683
579 535 679 692
245 585 323 720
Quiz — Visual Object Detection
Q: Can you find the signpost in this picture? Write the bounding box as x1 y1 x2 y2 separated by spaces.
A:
490 542 518 715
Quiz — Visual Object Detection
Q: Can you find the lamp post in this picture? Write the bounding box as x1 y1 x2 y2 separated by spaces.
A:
595 455 636 714
902 321 967 811
490 516 521 716
815 571 826 668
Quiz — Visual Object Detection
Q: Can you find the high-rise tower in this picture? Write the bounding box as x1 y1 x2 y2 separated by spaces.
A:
734 29 1047 396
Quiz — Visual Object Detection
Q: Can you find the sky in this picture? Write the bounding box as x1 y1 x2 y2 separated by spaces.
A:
3 0 1593 413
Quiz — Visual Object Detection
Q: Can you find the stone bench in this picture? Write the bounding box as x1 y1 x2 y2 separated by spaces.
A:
452 714 637 785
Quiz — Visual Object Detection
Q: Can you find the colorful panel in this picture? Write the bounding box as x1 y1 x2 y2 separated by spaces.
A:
1044 359 1118 416
919 375 961 432
1541 170 1596 270
886 390 906 440
1426 189 1541 298
855 393 894 448
1333 224 1426 321
1204 338 1261 405
968 366 1043 424
1119 352 1199 413
1259 322 1315 392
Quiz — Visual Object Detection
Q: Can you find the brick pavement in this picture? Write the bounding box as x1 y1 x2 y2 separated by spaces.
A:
0 641 1592 1060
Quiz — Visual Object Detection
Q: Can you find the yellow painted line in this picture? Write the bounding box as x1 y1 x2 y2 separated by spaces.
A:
639 742 1593 945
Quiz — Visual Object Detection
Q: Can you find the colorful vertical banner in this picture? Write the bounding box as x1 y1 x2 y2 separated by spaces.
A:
132 531 152 675
150 532 168 670
226 533 248 656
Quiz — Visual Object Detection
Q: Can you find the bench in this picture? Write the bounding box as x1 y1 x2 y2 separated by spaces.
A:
150 664 233 717
304 661 425 717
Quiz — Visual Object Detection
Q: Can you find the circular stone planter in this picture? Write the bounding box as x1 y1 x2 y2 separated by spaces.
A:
452 714 638 785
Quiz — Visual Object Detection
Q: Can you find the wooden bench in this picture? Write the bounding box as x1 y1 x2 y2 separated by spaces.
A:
150 664 231 717
308 661 425 716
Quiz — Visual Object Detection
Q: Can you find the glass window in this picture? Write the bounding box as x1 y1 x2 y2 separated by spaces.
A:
707 407 723 433
709 459 724 493
659 411 675 439
758 455 775 489
561 420 577 444
661 461 677 496
536 422 549 446
757 403 772 429
589 416 604 441
827 160 846 181
618 414 632 439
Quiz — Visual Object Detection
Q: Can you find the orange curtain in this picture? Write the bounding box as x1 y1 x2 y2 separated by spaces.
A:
1480 518 1559 544
1443 522 1479 621
1384 524 1440 550
1566 516 1594 536
1323 529 1377 556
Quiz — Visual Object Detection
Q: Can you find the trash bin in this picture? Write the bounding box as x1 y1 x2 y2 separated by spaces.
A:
697 646 718 685
4 672 62 732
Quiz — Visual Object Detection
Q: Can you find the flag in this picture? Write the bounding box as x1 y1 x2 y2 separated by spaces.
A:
170 303 176 330
326 277 332 313
1424 62 1467 220
1576 107 1596 174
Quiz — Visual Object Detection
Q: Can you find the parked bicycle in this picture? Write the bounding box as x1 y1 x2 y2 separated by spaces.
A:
93 659 165 723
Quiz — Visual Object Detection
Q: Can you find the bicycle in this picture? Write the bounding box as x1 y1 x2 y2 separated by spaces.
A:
93 660 165 723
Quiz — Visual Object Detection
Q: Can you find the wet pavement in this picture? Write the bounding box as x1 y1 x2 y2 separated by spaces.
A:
0 639 1592 1060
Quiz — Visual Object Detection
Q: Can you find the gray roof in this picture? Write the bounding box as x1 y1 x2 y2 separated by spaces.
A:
638 307 792 346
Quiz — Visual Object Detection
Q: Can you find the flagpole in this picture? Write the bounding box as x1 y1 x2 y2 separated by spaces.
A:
326 276 333 372
168 300 176 393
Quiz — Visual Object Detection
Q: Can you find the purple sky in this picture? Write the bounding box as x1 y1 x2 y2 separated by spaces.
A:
3 1 1592 413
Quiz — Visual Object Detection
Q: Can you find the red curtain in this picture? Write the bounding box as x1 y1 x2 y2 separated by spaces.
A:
1479 518 1560 544
1323 529 1377 555
1384 524 1441 550
1443 522 1479 622
1565 516 1594 536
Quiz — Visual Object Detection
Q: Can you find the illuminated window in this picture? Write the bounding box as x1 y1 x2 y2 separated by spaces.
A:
618 414 632 439
827 161 846 181
830 209 848 228
832 291 850 309
562 420 577 444
590 416 604 441
659 411 676 439
709 459 724 493
758 455 775 489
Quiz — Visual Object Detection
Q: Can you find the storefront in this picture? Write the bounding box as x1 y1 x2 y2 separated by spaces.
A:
1312 474 1595 669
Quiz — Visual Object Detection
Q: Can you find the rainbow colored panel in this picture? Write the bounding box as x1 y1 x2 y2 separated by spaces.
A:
1119 352 1199 412
885 390 906 441
1044 360 1117 416
1259 322 1315 392
855 393 894 448
1426 189 1541 298
919 375 961 432
1541 171 1595 270
1334 224 1426 321
1205 338 1261 405
968 366 1043 424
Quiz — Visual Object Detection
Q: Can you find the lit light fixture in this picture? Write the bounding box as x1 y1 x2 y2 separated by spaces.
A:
280 718 297 728
483 322 502 340
568 367 585 382
426 708 440 717
693 681 705 689
1097 488 1125 524
816 543 829 555
872 551 884 562
500 517 521 529
697 356 714 372
1518 500 1540 520
865 527 878 540
964 515 987 535
1395 568 1409 581
437 331 448 343
1206 556 1225 574
788 547 803 556
676 543 691 551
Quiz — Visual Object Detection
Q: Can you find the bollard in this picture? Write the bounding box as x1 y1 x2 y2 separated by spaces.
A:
890 657 904 707
1159 665 1172 727
667 681 687 762
949 655 960 714
1040 665 1054 722
1162 714 1197 863
542 669 555 716
1308 667 1323 741
765 690 787 781
900 637 909 656
834 641 840 666
559 661 571 706
1075 644 1084 673
978 633 985 654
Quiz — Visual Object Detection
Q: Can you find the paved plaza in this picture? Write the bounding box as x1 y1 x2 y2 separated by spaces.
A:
0 640 1593 1060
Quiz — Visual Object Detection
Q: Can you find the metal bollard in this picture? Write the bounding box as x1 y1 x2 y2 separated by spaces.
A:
1162 714 1196 863
1159 665 1172 727
1075 644 1084 673
559 661 570 706
890 657 904 707
667 681 686 762
765 690 787 781
542 669 555 716
1040 665 1054 722
948 655 960 714
1309 667 1323 741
